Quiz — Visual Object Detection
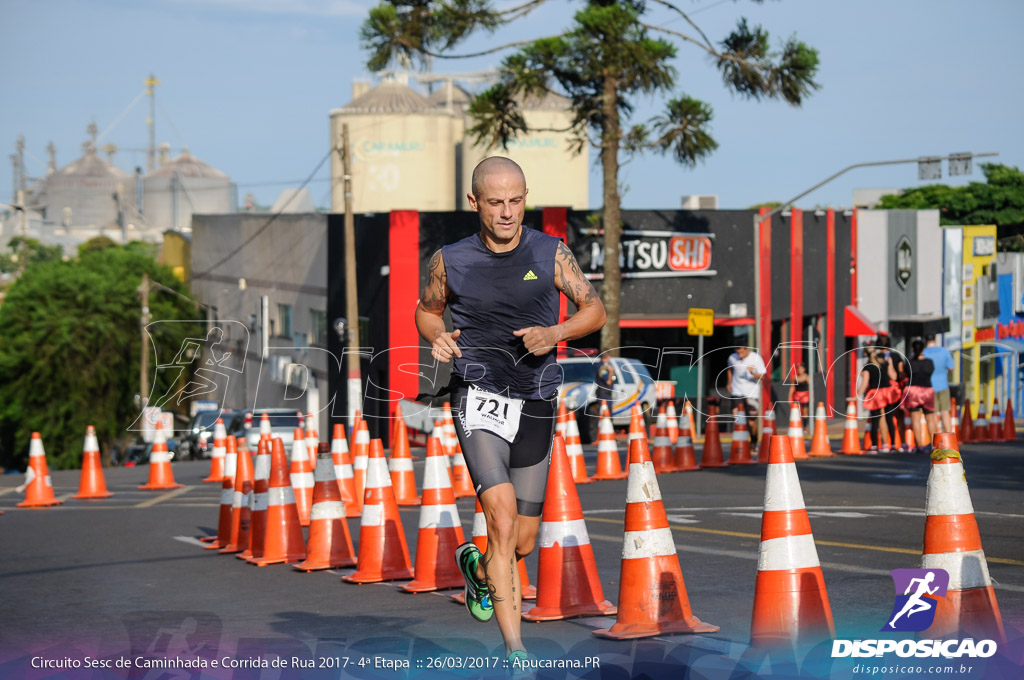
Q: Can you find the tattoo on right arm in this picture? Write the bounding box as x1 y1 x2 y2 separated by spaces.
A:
420 249 448 313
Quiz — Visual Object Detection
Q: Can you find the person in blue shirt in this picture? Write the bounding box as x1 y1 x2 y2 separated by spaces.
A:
922 334 956 433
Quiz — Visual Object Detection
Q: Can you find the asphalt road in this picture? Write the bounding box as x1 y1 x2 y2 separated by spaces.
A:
1 438 1022 679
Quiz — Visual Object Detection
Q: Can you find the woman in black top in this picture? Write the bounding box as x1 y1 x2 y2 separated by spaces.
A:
858 347 898 452
903 339 935 452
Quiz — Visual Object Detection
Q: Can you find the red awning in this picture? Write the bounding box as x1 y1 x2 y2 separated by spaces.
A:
844 305 880 337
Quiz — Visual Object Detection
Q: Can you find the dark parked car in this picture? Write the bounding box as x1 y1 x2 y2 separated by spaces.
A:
179 410 236 460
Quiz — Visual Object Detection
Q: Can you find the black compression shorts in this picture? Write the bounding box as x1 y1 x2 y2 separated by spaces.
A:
451 385 556 517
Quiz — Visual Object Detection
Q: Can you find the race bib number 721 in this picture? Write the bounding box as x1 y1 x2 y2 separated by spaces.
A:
466 385 523 443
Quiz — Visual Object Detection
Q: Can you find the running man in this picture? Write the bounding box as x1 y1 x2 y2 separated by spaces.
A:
415 157 606 665
889 572 940 628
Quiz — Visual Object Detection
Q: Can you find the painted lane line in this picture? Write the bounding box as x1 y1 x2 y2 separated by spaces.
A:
135 486 193 507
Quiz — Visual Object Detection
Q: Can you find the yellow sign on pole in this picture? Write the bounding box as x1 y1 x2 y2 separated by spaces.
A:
688 308 714 336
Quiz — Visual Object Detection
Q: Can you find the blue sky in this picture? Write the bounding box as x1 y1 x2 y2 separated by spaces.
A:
2 0 1021 211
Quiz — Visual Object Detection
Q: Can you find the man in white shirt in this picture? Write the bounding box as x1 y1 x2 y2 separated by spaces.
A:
726 346 766 440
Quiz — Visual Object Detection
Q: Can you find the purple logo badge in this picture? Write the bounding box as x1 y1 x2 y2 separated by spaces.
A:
881 568 949 632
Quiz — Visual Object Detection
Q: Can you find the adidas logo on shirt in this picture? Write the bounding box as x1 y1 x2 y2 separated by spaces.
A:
523 270 538 281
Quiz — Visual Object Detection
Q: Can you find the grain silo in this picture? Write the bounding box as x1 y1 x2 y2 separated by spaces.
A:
143 149 233 231
43 145 137 231
460 91 588 210
330 75 457 214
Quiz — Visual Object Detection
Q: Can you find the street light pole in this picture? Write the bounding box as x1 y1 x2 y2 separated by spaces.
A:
341 123 362 426
751 151 999 385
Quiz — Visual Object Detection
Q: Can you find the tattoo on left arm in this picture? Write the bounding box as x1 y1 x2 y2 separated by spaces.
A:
554 241 599 308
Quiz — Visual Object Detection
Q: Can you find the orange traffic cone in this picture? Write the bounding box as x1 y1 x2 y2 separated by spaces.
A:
402 437 465 592
305 422 319 469
389 425 421 506
450 440 475 498
555 401 568 441
750 435 835 647
204 436 238 549
219 439 254 554
808 403 835 458
904 417 917 452
343 439 415 583
258 412 272 439
290 429 315 526
293 446 356 571
729 411 754 464
442 402 459 456
392 414 417 461
593 401 627 480
974 402 989 442
891 425 903 453
565 410 594 484
352 420 370 503
432 422 452 484
863 430 873 452
331 423 361 518
73 425 113 500
989 400 1004 442
685 400 698 443
239 436 271 561
452 499 537 603
594 432 718 639
138 423 183 490
672 405 700 471
522 435 616 621
202 418 228 483
666 400 679 444
840 400 862 455
249 438 306 566
758 407 776 462
787 404 809 460
960 399 974 444
951 397 962 444
628 403 647 445
920 433 1006 642
700 403 728 468
651 405 675 473
1003 397 1016 441
17 432 64 507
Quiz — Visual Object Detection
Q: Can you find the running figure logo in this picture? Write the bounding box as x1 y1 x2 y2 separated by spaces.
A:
882 568 949 632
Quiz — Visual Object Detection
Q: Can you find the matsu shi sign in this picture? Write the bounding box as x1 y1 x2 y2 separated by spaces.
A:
576 229 715 279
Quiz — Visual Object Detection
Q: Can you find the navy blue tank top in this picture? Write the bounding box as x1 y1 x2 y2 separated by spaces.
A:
443 227 561 400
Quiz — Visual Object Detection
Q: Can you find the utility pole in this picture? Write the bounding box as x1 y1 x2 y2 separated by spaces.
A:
341 123 362 425
140 273 151 408
145 74 159 172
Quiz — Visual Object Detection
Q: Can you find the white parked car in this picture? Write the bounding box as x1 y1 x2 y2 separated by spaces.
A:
556 356 656 444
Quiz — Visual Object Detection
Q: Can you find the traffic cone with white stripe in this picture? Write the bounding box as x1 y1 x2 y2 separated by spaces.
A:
343 439 415 583
306 423 319 469
920 433 1006 641
555 401 568 441
138 423 183 490
352 420 370 504
389 424 421 506
989 400 1003 442
203 436 237 547
331 423 361 518
289 429 314 526
700 403 728 467
672 404 700 471
432 422 453 484
565 410 594 484
1002 397 1016 441
787 404 809 460
450 440 475 498
202 418 227 483
666 401 679 444
594 402 628 480
17 432 63 507
960 399 974 444
840 400 862 455
809 403 835 458
974 402 989 442
594 431 718 639
442 402 459 456
750 435 835 647
729 411 755 464
238 436 271 561
758 407 776 462
259 413 272 438
651 405 674 473
293 445 356 571
522 435 616 621
402 437 465 592
249 437 306 566
951 398 962 444
685 400 698 443
73 425 113 499
452 499 537 603
219 438 253 554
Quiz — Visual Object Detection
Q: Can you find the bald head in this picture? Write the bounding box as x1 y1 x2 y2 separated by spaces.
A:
471 157 526 198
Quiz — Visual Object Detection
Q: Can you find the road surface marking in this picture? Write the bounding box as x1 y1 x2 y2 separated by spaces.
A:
136 486 193 507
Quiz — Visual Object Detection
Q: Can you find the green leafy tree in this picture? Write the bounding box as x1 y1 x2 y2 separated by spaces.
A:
878 164 1024 249
361 0 820 351
0 236 64 274
0 245 202 470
